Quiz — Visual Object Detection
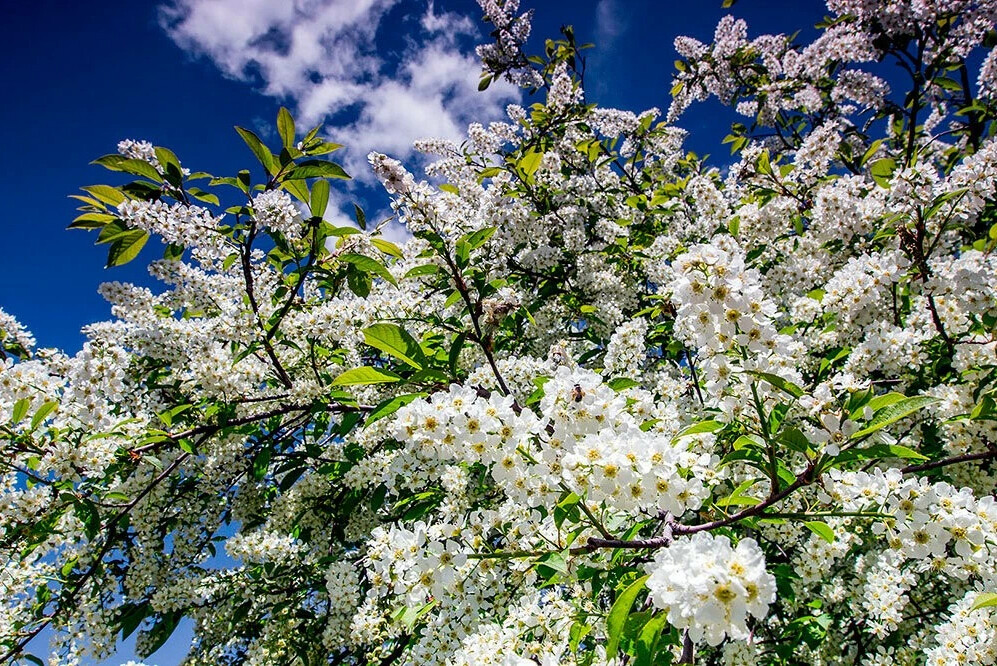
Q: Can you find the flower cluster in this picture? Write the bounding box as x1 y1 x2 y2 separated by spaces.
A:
646 533 777 646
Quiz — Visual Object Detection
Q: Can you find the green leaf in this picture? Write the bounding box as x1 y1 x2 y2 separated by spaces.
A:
634 612 669 666
331 366 402 386
30 401 58 431
750 371 805 398
287 160 350 180
869 157 896 188
96 220 129 244
253 447 272 480
277 107 295 149
465 226 496 250
340 253 397 286
674 419 723 439
68 212 116 230
518 150 543 176
73 499 100 540
866 392 908 412
154 147 183 183
606 574 650 659
347 267 371 297
607 378 641 391
404 264 441 279
363 323 427 370
235 126 275 174
92 155 162 181
365 393 426 427
107 230 150 267
82 185 126 207
781 427 812 454
310 179 330 219
804 521 835 544
187 187 220 206
972 593 997 611
354 203 367 231
282 178 311 204
850 396 938 439
835 443 928 463
716 478 762 507
371 238 403 258
11 398 30 424
448 333 466 376
308 141 344 156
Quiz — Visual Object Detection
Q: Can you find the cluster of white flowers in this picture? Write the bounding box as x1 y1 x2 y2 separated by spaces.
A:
252 189 303 240
646 533 776 646
116 199 228 264
225 530 306 566
117 139 158 167
0 306 36 357
925 589 997 665
368 152 415 196
603 316 647 379
475 0 543 88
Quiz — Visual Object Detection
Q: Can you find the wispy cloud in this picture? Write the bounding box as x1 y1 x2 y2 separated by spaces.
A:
159 0 520 181
594 0 627 51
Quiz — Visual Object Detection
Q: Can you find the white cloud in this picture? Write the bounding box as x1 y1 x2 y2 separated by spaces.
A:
159 0 520 182
595 0 627 50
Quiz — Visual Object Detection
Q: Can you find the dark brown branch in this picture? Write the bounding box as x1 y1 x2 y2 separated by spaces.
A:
902 449 996 474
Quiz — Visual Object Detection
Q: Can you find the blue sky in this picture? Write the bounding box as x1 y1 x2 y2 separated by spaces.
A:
0 1 825 663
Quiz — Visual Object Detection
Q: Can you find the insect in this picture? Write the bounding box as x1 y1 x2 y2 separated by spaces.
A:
571 384 584 403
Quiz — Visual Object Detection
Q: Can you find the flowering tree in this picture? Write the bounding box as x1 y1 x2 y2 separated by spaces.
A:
5 0 997 664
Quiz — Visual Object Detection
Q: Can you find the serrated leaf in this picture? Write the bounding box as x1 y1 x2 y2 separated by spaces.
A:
869 157 896 188
253 446 272 480
850 396 938 439
82 185 126 207
154 146 183 183
92 155 162 181
804 521 835 544
465 226 496 250
750 371 805 398
310 179 330 219
107 230 150 266
30 401 58 431
277 107 295 148
404 264 440 279
331 366 402 386
518 150 542 176
68 212 116 230
11 398 30 423
607 378 641 391
835 443 928 463
235 126 275 174
371 238 403 258
448 332 466 377
674 419 723 439
354 203 367 230
340 253 397 286
363 323 426 370
634 611 669 666
365 393 426 427
282 178 311 204
972 593 997 611
287 160 350 180
866 392 908 412
606 574 650 659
